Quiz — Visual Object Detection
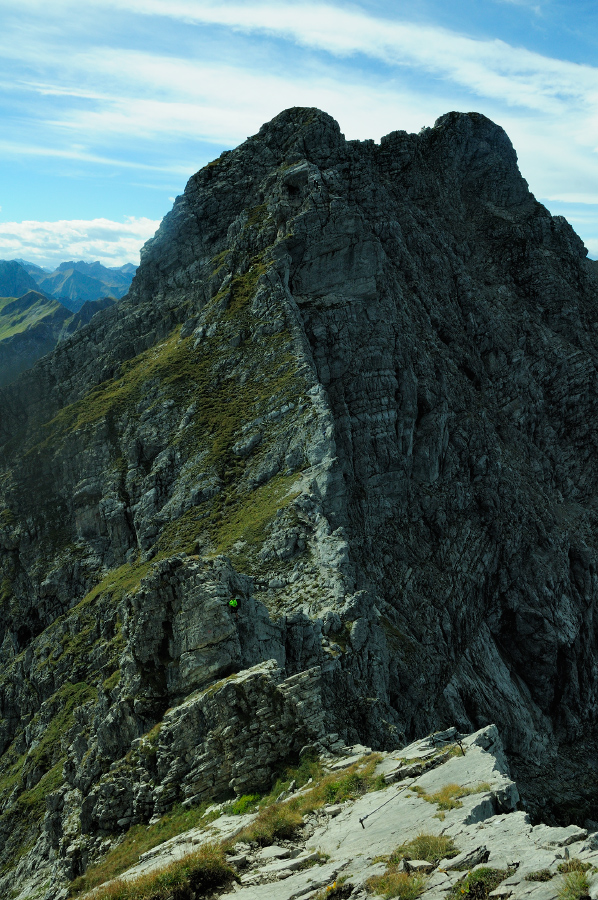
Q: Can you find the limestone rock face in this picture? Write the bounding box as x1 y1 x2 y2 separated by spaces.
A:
1 107 598 894
53 725 598 900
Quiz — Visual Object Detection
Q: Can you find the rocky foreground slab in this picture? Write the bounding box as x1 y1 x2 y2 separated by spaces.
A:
58 725 598 900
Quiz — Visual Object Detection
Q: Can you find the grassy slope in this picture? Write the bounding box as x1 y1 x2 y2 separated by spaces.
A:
0 292 67 340
36 250 306 570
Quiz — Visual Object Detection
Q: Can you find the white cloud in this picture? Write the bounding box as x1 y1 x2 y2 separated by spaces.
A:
0 0 597 254
0 137 191 174
492 0 542 11
0 3 596 152
0 2 596 202
0 217 160 268
87 1 598 114
37 54 440 146
545 193 598 205
4 3 598 129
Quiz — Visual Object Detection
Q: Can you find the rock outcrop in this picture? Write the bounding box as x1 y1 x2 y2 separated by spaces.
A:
19 725 597 900
1 107 598 897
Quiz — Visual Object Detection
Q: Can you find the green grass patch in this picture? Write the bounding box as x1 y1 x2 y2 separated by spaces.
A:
367 871 428 900
234 802 303 846
245 203 269 228
0 293 65 341
410 782 491 819
525 870 554 882
0 575 11 604
69 802 222 896
73 841 238 900
221 260 267 320
558 871 591 900
214 474 300 554
103 670 121 692
368 834 459 899
558 860 591 875
17 760 65 819
154 472 301 561
230 754 385 849
389 834 459 865
224 794 260 815
0 507 14 525
211 249 230 275
256 751 325 809
449 868 511 900
286 753 384 815
0 682 97 814
0 684 97 877
29 573 125 687
28 682 97 773
43 327 189 435
77 560 153 609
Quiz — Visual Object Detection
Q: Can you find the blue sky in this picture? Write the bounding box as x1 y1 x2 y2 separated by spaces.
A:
0 0 597 266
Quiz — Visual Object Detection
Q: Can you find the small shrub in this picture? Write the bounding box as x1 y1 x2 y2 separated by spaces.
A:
558 870 590 900
82 843 238 900
367 871 427 900
449 867 510 900
292 754 384 814
256 751 325 809
323 771 367 804
225 794 260 815
525 870 554 882
389 833 459 865
292 751 325 787
558 860 591 875
373 773 388 791
235 803 303 846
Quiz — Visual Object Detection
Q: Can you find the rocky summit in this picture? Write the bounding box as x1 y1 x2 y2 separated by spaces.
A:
1 106 598 899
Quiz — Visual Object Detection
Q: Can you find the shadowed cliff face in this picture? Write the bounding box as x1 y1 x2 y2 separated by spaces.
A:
1 107 598 892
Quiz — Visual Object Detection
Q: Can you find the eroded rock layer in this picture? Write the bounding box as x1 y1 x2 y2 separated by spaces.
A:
1 107 598 896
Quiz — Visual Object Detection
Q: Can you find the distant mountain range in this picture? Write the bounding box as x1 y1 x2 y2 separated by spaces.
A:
6 257 136 311
0 289 116 386
0 257 131 384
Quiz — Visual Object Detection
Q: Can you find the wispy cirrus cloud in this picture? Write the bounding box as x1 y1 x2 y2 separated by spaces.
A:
88 1 598 114
0 0 597 258
37 54 441 146
4 2 598 125
0 137 191 173
0 217 160 268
